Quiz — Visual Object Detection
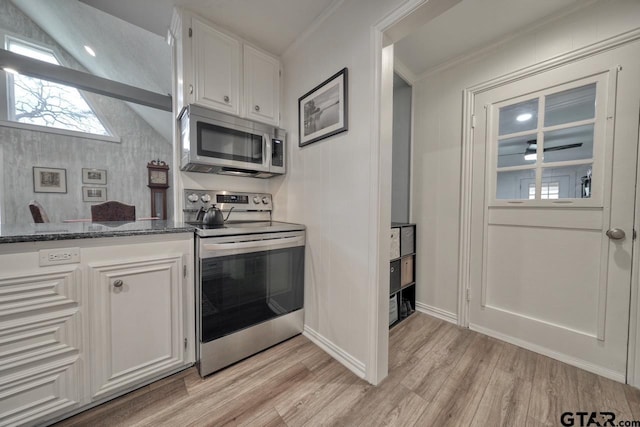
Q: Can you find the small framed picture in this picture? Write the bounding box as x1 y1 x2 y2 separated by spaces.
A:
33 167 67 193
83 186 107 202
82 168 107 185
298 67 348 147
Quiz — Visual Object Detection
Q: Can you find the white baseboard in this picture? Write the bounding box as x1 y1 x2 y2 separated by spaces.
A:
470 323 626 383
303 326 366 379
415 301 458 325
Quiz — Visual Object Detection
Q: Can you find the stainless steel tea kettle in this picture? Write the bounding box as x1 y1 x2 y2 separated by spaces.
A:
196 205 233 226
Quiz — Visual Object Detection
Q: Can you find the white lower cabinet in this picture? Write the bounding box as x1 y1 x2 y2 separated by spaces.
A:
0 234 194 426
0 267 83 427
88 255 186 400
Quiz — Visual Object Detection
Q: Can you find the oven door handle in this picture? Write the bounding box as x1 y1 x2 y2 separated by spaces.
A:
202 235 304 251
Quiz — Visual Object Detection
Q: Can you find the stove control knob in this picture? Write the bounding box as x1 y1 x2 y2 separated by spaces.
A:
253 196 261 204
187 193 199 203
201 194 211 203
262 196 270 204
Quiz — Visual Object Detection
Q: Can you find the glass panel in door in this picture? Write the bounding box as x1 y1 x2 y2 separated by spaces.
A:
197 122 263 163
200 247 304 342
544 83 596 127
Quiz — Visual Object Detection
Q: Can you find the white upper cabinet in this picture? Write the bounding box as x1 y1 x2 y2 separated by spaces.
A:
192 17 241 116
244 45 280 126
172 9 281 125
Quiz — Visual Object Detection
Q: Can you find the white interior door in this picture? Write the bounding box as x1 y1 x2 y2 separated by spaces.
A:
468 41 640 382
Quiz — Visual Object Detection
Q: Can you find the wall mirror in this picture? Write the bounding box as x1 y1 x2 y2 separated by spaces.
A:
0 0 173 224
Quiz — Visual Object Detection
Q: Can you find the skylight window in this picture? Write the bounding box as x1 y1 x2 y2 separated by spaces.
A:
5 37 111 137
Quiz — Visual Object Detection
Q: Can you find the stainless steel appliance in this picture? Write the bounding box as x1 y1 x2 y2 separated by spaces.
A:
185 189 304 376
179 105 286 178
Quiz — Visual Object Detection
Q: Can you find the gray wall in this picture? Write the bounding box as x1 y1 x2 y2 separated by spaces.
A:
0 0 172 224
391 73 411 223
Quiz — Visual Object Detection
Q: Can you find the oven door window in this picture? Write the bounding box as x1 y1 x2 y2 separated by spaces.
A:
197 122 263 164
201 246 304 342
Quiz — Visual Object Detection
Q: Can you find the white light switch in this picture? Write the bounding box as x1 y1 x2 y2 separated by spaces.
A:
39 247 80 266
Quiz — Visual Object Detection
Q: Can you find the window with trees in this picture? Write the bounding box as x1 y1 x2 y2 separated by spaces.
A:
4 36 112 137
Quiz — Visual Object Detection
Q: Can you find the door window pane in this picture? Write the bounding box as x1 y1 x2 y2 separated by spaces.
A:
544 83 596 127
497 133 538 168
496 169 536 200
541 164 593 199
529 182 560 199
542 124 594 164
499 98 538 136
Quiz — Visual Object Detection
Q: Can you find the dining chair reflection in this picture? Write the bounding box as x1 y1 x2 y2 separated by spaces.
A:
91 201 136 222
29 200 50 223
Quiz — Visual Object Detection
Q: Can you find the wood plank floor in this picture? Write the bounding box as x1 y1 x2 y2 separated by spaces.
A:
56 313 640 426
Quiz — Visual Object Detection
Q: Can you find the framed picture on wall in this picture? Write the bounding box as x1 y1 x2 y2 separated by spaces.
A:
82 186 107 202
33 167 67 193
82 168 107 185
298 67 348 147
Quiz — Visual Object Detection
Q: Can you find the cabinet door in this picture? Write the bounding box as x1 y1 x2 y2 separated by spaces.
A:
192 17 241 115
244 45 280 125
88 256 185 401
0 267 84 426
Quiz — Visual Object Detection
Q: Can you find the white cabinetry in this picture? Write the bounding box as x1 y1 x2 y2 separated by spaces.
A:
192 17 241 116
0 233 194 426
244 45 280 125
0 256 83 426
88 255 186 400
172 9 281 126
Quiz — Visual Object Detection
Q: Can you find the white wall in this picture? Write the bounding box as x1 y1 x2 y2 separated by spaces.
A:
392 73 412 223
269 0 406 378
412 0 640 317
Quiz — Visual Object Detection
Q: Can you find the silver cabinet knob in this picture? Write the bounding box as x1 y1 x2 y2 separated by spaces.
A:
254 105 260 112
224 95 230 103
606 228 626 240
189 85 193 94
113 279 124 288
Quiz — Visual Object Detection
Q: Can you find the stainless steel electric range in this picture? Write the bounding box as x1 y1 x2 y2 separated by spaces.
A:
184 189 305 377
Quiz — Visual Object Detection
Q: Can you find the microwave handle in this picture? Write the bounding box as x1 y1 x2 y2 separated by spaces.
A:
264 133 272 169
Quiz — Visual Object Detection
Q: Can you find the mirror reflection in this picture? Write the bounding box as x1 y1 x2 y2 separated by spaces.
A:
0 0 173 224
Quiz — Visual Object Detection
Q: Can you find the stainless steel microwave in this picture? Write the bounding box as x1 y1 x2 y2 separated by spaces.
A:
179 105 285 178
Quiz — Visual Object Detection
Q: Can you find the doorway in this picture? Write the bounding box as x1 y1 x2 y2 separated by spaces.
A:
465 41 640 381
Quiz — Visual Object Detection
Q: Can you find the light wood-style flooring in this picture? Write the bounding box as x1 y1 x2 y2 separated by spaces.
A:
56 313 640 426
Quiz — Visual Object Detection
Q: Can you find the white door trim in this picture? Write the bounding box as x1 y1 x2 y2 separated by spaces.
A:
458 28 640 331
368 0 461 385
627 105 640 388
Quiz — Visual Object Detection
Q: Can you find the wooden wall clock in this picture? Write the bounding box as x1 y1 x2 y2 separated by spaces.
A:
147 160 169 220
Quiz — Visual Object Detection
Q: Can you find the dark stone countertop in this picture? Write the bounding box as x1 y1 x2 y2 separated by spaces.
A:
0 221 195 244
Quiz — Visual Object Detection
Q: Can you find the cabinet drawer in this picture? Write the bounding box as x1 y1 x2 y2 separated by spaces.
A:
401 256 414 287
390 260 401 294
390 228 400 260
400 226 415 256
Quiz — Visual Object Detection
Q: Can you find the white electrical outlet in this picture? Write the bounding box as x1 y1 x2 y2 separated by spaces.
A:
39 248 80 266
